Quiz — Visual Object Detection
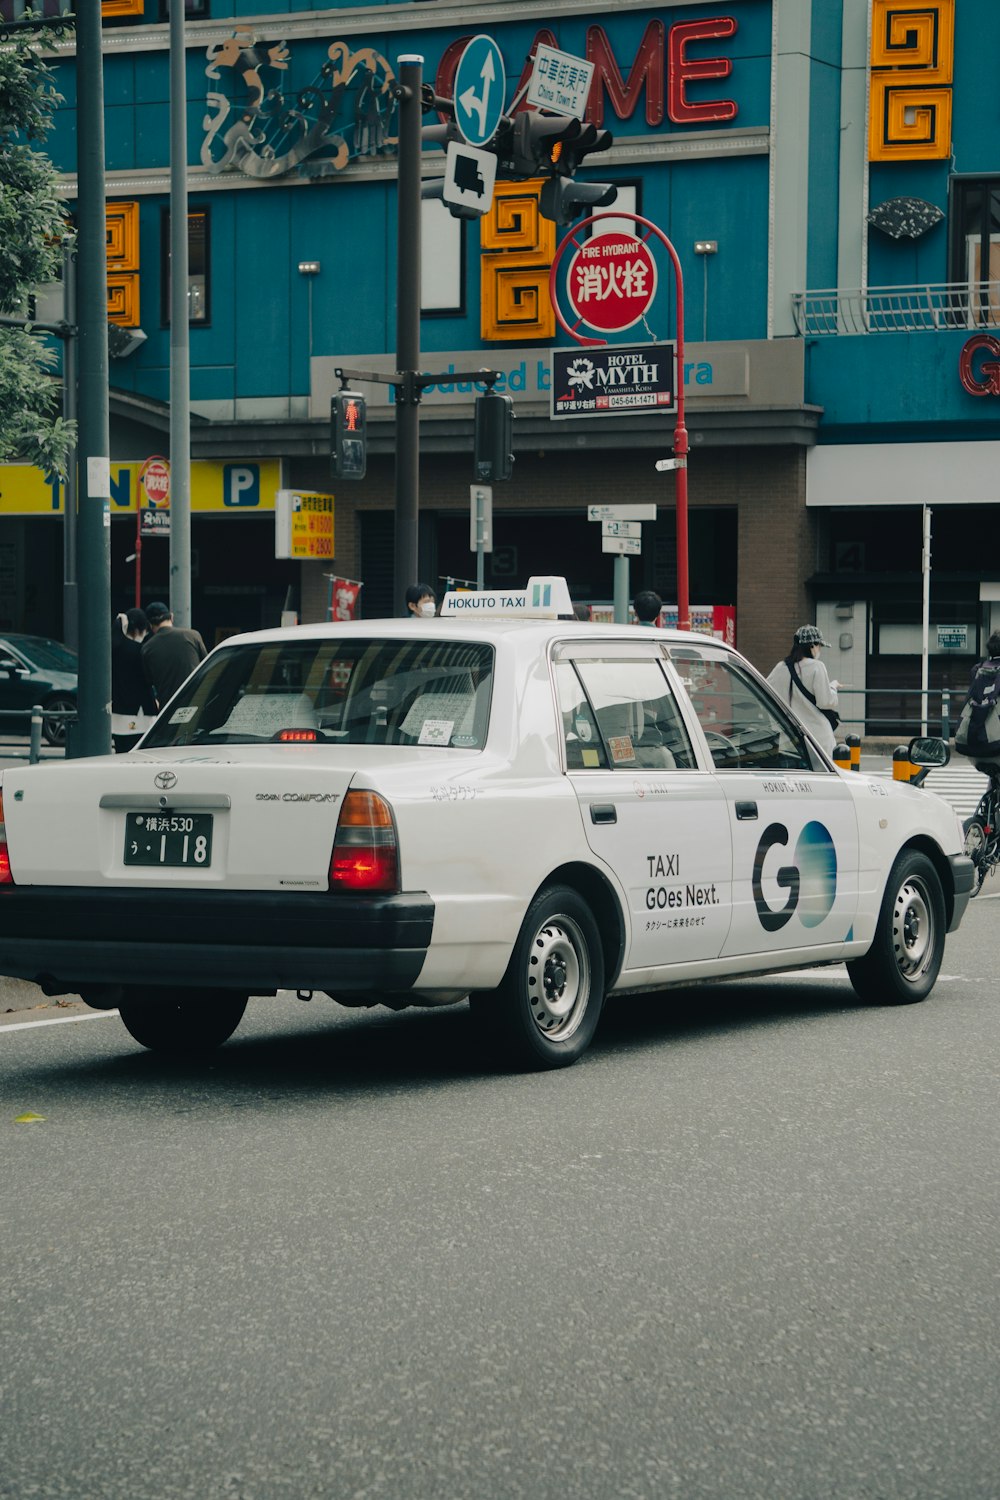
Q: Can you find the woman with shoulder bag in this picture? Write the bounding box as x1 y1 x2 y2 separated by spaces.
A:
766 624 840 756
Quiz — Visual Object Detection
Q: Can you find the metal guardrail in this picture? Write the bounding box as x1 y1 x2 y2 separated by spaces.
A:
834 686 954 739
792 280 1000 336
0 704 74 763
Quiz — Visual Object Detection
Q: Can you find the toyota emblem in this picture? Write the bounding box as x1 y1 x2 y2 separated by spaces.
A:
154 770 177 790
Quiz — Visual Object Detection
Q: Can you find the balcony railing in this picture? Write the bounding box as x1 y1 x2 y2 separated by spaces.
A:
792 281 1000 336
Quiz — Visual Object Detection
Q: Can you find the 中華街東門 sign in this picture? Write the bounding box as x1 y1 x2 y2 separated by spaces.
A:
550 344 676 419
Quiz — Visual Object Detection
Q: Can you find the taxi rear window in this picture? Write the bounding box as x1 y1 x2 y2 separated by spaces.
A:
141 638 494 749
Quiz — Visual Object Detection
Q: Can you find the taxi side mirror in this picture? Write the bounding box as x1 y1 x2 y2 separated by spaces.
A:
908 736 950 768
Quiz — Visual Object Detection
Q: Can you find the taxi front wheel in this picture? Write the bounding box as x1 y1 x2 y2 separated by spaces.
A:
117 988 248 1055
469 885 606 1070
846 851 945 1006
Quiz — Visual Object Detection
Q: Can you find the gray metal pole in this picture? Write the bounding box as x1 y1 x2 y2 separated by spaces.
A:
393 56 423 612
74 0 111 757
62 239 78 650
169 0 191 628
614 554 630 624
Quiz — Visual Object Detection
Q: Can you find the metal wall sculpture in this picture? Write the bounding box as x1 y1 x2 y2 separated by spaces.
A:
201 31 397 178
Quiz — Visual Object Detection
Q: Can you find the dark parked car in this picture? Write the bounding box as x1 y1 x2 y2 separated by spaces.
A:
0 634 78 746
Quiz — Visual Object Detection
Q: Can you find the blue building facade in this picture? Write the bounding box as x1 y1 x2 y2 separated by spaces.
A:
0 0 997 702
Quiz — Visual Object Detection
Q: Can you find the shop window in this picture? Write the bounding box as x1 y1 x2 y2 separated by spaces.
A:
948 177 1000 326
160 207 210 325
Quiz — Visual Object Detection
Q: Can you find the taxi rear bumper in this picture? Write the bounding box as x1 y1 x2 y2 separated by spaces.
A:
0 887 434 995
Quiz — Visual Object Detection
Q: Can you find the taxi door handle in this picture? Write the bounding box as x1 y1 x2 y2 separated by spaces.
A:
735 800 758 820
590 803 617 825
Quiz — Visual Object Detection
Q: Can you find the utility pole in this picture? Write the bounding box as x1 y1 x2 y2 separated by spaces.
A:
169 0 192 628
74 0 111 756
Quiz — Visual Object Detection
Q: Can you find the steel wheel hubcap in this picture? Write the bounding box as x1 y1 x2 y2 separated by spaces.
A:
892 878 933 981
526 916 589 1041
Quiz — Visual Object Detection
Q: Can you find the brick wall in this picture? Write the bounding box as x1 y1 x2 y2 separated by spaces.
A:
289 443 814 661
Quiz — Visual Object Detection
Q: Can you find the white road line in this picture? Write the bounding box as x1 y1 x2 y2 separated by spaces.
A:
1 1009 120 1033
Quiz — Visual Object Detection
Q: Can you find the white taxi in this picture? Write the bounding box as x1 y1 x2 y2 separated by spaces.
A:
0 578 974 1069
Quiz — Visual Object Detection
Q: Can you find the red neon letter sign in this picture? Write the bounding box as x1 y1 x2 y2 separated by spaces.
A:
959 334 1000 396
667 17 738 124
586 21 665 128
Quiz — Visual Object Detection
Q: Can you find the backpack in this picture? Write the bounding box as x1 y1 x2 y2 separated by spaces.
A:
955 657 1000 757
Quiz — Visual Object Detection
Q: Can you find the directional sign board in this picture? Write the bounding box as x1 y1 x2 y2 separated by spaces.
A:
588 504 656 522
453 35 506 148
602 519 640 539
526 44 595 121
602 536 642 556
444 142 497 216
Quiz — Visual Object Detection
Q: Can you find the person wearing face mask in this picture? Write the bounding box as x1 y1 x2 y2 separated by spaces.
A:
404 583 437 619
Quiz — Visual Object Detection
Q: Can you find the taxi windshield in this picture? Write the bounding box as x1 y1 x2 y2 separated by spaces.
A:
140 637 495 750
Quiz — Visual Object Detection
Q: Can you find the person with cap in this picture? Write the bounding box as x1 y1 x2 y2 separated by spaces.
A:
633 590 662 627
141 601 208 709
766 624 840 755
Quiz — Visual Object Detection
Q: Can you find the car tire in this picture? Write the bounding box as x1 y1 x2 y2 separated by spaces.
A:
41 694 76 748
117 987 248 1055
962 815 990 895
846 850 945 1006
469 885 605 1070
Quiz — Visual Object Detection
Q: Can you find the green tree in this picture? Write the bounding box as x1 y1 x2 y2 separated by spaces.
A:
0 18 74 476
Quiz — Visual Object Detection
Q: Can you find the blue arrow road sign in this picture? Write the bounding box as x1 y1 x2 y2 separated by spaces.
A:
453 35 505 148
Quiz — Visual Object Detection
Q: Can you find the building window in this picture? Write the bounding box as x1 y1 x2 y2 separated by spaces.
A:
949 177 1000 326
160 207 210 325
158 0 209 17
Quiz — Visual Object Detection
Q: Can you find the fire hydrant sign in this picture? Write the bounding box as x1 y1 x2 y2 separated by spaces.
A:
138 455 170 537
567 233 657 334
275 490 335 560
551 343 676 419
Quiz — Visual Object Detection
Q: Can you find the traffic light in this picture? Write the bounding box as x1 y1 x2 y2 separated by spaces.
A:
500 112 616 223
539 177 618 226
331 391 367 481
506 113 613 177
474 393 514 483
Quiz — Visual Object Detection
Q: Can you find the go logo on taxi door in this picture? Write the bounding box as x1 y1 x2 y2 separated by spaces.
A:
752 821 837 932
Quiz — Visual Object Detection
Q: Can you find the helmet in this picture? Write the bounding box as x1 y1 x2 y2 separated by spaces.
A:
794 624 831 647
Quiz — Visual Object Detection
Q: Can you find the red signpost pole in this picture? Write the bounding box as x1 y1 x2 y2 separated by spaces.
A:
657 233 689 632
134 501 142 609
548 212 691 630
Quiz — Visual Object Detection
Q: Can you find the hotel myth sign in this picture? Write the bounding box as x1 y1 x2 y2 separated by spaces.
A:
199 16 742 180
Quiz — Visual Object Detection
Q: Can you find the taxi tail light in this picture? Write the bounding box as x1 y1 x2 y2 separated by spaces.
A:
0 790 14 886
329 790 399 893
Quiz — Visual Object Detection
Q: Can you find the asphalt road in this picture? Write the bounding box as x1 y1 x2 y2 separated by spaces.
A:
2 903 998 1499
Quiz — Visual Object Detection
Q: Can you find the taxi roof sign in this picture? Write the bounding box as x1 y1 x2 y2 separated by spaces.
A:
440 575 575 619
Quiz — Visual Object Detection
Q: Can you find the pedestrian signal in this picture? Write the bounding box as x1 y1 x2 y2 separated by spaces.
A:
474 393 514 483
331 391 367 481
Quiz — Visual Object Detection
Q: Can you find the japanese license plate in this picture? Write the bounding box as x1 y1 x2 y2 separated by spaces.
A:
124 811 213 867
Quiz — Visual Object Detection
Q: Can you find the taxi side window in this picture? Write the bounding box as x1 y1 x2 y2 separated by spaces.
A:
555 662 609 770
670 649 813 771
563 658 697 771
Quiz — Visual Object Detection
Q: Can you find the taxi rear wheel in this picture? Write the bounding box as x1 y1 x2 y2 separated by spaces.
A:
117 987 248 1055
469 885 605 1070
846 851 945 1006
